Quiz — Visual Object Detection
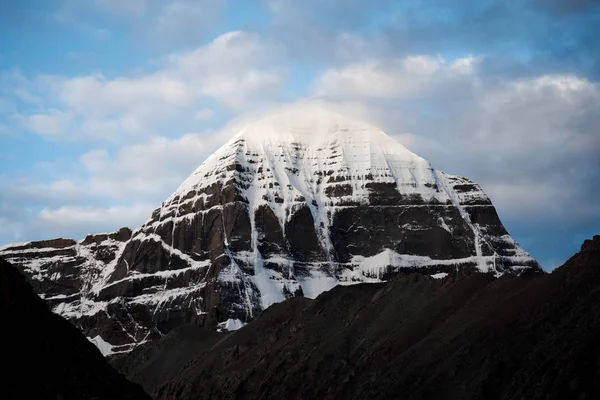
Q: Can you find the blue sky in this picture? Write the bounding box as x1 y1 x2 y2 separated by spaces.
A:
1 0 599 270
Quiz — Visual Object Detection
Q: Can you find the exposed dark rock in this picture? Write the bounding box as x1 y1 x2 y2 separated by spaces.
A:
82 227 133 246
256 204 286 256
284 204 324 261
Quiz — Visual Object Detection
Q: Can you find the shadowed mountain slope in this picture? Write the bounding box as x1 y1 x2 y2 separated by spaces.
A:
113 235 600 400
1 256 151 400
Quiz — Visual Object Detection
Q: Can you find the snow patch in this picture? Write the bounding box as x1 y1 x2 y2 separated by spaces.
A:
218 318 246 331
87 335 114 357
298 270 340 298
431 272 448 279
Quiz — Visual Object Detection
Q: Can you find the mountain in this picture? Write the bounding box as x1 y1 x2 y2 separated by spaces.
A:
112 235 600 400
0 256 151 400
0 105 541 354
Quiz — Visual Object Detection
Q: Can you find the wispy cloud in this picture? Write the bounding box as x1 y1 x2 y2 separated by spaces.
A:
8 30 285 142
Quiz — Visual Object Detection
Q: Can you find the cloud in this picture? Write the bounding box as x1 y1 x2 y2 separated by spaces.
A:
35 204 155 238
168 30 286 109
0 200 155 243
56 0 225 49
153 0 224 45
0 199 34 244
78 132 226 199
52 2 113 39
265 0 393 30
314 58 600 216
11 30 285 142
1 27 285 243
96 0 148 15
46 72 194 139
58 73 192 114
194 109 214 121
8 131 225 205
264 0 600 80
312 55 600 268
0 131 227 243
313 56 477 98
7 179 84 207
13 88 43 106
21 109 73 139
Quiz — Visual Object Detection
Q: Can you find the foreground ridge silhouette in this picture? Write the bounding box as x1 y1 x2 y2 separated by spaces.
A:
1 256 151 400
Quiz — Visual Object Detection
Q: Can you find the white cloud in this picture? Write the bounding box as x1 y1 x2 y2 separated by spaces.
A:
53 131 226 202
77 118 123 141
313 57 600 225
1 128 226 206
168 30 286 109
194 109 214 121
4 178 85 208
44 72 195 139
58 73 192 114
312 56 477 98
36 204 155 237
22 110 73 139
170 31 272 70
0 130 229 243
14 31 285 141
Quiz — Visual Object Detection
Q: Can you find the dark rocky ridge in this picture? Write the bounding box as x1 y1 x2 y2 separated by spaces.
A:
112 235 600 400
0 107 542 353
0 256 150 400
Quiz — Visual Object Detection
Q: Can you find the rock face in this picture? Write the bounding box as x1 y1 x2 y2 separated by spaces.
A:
0 105 541 353
1 256 151 400
0 228 143 353
113 236 600 400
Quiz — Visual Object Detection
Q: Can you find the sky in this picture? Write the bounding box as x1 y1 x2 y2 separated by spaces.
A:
1 0 599 271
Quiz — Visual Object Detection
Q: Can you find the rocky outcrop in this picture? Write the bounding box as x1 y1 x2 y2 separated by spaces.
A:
0 105 542 353
1 256 150 400
112 236 600 400
0 227 143 353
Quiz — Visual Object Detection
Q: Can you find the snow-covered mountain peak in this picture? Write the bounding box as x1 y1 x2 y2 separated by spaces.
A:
241 105 365 143
173 105 433 201
1 103 542 356
237 104 428 165
236 104 388 146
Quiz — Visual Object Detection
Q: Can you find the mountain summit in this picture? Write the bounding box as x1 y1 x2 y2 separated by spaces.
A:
0 104 541 353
